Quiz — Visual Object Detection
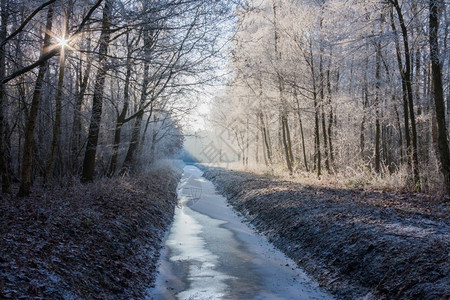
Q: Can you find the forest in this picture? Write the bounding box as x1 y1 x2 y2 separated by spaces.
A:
0 0 448 195
210 0 449 195
0 0 231 196
0 0 449 299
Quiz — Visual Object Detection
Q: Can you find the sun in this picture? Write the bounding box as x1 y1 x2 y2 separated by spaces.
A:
56 36 69 47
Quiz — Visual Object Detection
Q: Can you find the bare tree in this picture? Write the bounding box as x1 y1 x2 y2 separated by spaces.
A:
18 4 55 196
81 0 112 182
429 0 450 194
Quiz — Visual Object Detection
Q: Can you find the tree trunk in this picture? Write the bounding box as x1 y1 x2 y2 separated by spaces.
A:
391 0 420 187
326 65 335 171
149 118 158 165
108 36 132 177
261 129 268 166
46 7 69 182
246 112 249 166
17 5 54 196
258 79 271 165
121 113 144 173
81 0 111 183
140 103 156 157
272 0 292 173
45 46 66 181
360 57 369 161
255 119 259 164
429 0 450 194
394 102 404 165
71 31 91 171
319 42 329 173
286 117 294 165
260 112 271 165
0 0 11 193
273 0 281 155
265 113 273 162
390 4 411 169
314 92 320 176
374 36 382 173
281 115 293 174
295 91 308 171
120 26 154 174
309 41 321 177
120 60 149 174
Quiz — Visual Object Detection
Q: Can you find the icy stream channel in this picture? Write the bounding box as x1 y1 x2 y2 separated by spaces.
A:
150 165 332 299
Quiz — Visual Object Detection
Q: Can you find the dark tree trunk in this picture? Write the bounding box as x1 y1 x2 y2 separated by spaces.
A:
120 58 149 174
295 92 308 171
108 36 132 177
360 58 368 161
391 0 420 187
390 3 412 170
287 119 294 165
429 0 450 194
394 102 404 165
0 0 11 193
314 91 321 176
18 5 54 196
120 26 156 174
272 0 292 173
308 42 321 176
148 115 158 165
281 114 293 174
46 7 69 182
107 104 127 177
246 112 250 166
261 129 268 166
45 46 66 181
375 36 382 173
71 32 91 171
260 112 272 165
81 0 111 183
319 43 329 173
327 67 335 171
255 119 259 164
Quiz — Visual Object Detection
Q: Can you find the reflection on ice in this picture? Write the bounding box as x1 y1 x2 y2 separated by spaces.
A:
167 202 235 299
150 165 333 300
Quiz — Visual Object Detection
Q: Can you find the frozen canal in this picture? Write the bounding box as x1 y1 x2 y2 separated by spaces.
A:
150 165 332 300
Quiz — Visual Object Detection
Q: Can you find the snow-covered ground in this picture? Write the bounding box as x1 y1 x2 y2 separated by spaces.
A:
150 165 332 299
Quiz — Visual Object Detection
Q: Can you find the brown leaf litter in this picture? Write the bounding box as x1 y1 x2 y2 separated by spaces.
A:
0 165 181 299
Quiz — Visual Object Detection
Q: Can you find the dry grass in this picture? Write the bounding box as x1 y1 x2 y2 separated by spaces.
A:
206 161 447 197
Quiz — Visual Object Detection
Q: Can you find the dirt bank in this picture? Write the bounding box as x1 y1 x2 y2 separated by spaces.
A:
0 162 182 299
202 166 449 299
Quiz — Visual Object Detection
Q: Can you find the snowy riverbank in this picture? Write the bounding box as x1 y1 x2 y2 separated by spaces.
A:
201 165 450 299
0 160 182 299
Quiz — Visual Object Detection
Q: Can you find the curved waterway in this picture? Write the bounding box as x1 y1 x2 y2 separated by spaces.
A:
149 165 332 300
